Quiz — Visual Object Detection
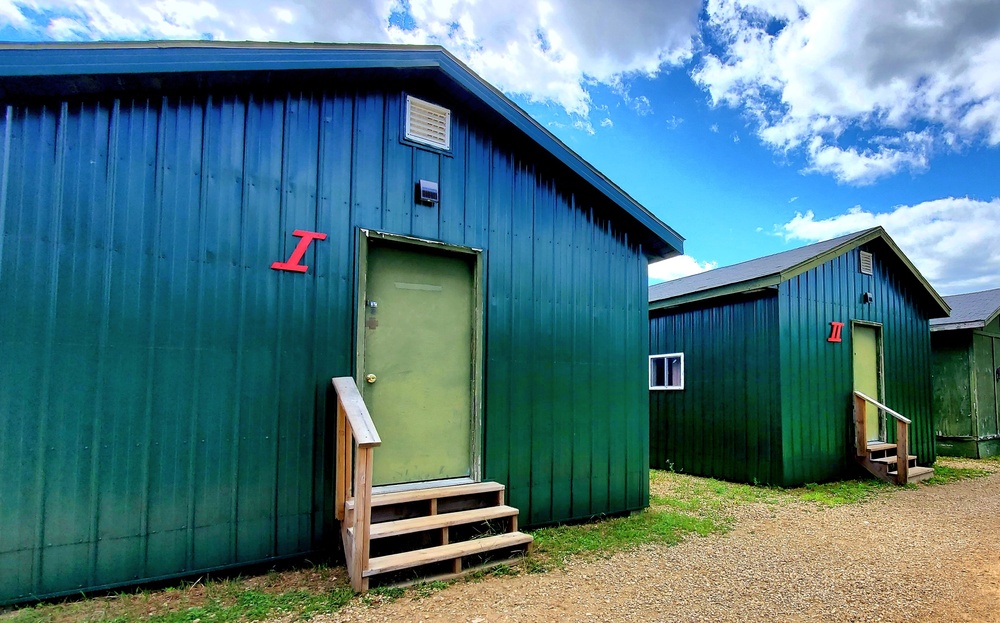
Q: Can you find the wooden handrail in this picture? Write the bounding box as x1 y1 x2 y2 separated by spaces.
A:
332 377 381 447
853 391 911 424
332 376 381 592
852 391 910 484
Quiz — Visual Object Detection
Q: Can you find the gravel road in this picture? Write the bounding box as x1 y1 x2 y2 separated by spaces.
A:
324 463 1000 623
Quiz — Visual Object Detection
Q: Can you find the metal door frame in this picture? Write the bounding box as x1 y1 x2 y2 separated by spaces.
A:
852 320 886 441
354 228 485 486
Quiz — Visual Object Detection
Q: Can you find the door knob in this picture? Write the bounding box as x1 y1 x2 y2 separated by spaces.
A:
366 374 377 384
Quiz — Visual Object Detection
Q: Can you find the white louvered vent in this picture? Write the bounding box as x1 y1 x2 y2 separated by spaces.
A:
859 250 873 275
405 95 451 150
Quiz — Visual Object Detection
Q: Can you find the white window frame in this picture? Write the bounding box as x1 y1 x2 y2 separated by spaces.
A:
649 353 684 390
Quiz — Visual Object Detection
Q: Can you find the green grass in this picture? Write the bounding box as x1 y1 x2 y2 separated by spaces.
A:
792 479 893 505
924 463 992 484
527 470 787 570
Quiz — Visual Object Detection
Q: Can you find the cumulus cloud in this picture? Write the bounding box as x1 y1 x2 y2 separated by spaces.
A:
697 0 1000 184
0 0 702 124
776 197 1000 293
649 254 718 282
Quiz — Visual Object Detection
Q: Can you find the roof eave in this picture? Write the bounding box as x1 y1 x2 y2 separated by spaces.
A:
649 277 780 311
930 321 986 332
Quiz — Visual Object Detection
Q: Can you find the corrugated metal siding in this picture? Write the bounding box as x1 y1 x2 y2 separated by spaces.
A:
648 293 782 484
779 240 937 485
0 81 650 603
931 331 974 439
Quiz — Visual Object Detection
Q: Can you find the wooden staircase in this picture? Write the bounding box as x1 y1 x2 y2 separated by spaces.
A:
853 392 934 485
358 482 532 584
859 442 935 484
332 377 531 591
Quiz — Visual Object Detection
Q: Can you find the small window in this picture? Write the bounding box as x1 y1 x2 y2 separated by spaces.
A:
859 250 873 275
405 95 451 150
649 353 684 390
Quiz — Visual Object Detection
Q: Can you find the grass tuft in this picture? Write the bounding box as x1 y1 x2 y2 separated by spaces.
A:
793 479 892 505
925 463 991 484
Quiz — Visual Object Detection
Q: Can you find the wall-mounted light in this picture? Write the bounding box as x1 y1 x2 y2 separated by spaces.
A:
417 180 439 205
863 292 874 304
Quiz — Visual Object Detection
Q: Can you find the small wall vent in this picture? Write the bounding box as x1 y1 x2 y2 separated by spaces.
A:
405 95 451 150
859 250 873 275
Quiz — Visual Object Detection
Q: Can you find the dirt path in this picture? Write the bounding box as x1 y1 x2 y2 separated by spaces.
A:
326 468 1000 623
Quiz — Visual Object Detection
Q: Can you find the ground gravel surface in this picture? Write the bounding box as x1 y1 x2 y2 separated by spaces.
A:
323 466 1000 623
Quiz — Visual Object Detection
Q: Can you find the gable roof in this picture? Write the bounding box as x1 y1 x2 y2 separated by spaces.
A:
0 41 682 260
930 287 1000 331
649 226 950 317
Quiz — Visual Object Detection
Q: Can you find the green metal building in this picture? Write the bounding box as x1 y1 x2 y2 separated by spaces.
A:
931 288 1000 458
0 42 683 604
648 227 949 486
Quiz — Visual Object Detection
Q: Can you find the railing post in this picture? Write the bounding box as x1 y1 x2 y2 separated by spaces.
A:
895 419 909 485
350 445 373 592
853 393 867 457
335 399 348 521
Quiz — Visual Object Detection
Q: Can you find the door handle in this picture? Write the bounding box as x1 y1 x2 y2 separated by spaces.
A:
366 374 377 384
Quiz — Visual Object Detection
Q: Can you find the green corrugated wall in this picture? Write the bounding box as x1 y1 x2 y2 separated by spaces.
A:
649 292 782 484
0 78 651 603
778 239 937 484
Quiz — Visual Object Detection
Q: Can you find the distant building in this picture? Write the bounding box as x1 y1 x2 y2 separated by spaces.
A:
648 227 948 486
931 287 1000 458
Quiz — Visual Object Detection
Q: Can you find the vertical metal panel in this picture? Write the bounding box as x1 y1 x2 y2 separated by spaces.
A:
649 293 782 484
974 333 999 438
1 80 652 603
779 240 937 485
931 331 974 441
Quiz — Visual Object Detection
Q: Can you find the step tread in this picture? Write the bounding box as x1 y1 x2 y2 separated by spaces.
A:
871 455 917 464
867 443 897 452
370 482 504 507
364 531 532 577
889 465 934 477
367 505 519 539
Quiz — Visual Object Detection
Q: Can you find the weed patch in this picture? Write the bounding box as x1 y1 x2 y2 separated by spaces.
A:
792 479 892 505
925 463 991 484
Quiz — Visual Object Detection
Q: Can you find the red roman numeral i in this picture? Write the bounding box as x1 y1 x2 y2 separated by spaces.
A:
271 230 327 273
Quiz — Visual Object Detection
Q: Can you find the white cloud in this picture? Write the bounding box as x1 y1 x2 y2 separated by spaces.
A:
664 115 683 129
649 254 718 282
630 95 653 116
696 0 1000 184
1 0 702 127
600 117 613 128
709 123 719 133
777 197 1000 293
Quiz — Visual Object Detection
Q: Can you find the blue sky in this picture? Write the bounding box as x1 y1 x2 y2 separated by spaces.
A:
2 0 998 294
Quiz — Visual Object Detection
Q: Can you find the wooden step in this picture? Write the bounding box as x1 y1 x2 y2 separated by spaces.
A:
370 482 504 507
871 455 917 465
363 531 533 577
866 443 896 453
889 465 934 483
359 505 519 540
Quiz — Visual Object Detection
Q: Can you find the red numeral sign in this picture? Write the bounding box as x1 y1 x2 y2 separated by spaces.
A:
827 321 844 343
271 230 327 273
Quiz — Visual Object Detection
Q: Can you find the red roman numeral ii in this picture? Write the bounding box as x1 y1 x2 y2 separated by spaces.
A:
827 321 844 343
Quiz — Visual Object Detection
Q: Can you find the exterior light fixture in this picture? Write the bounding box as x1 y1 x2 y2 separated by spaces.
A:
417 180 439 205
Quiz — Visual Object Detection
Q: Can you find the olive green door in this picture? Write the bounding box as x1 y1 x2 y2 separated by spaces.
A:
853 324 882 441
361 243 476 486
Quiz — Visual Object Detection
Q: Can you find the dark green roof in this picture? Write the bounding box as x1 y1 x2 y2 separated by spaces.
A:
931 287 1000 331
649 226 950 317
0 41 683 260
